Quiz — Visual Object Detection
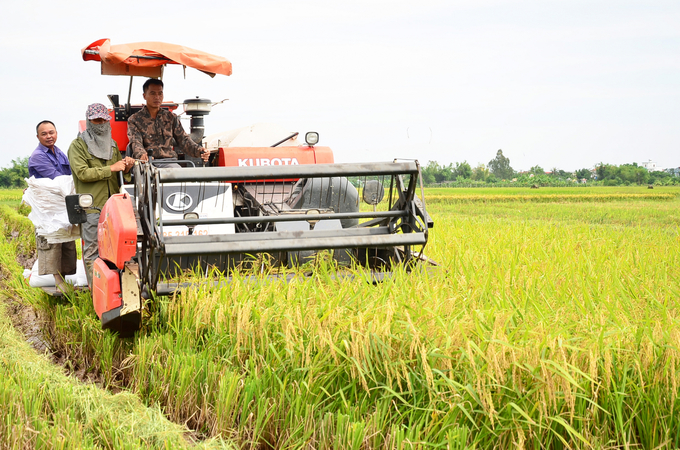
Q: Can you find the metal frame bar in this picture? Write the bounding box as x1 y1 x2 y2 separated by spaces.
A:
157 161 419 183
132 160 429 295
161 210 406 226
164 232 426 256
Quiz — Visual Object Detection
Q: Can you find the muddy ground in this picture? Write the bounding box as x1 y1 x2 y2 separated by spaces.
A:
2 246 206 443
2 247 104 386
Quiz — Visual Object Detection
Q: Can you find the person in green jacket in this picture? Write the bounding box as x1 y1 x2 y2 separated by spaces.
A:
68 103 134 288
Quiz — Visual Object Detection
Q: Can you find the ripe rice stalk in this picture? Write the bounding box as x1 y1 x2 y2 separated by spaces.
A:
4 188 680 447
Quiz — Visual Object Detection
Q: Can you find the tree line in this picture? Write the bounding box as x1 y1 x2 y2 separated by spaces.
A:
0 152 677 189
422 150 679 187
0 158 29 189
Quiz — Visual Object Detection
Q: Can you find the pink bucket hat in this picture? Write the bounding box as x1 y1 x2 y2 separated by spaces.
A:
86 103 111 121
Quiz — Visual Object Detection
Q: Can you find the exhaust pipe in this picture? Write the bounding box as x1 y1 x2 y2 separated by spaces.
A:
183 97 212 144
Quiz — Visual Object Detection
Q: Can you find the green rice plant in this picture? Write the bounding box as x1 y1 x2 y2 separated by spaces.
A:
3 187 680 448
0 188 24 206
426 185 680 196
0 204 36 263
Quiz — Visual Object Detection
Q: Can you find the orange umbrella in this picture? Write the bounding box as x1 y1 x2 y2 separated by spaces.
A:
82 38 232 78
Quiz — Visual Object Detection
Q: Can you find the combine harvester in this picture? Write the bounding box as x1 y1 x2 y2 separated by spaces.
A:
67 39 434 336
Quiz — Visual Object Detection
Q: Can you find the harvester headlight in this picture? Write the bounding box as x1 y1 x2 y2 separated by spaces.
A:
362 180 384 205
79 194 94 209
183 212 199 236
305 132 319 146
306 209 321 229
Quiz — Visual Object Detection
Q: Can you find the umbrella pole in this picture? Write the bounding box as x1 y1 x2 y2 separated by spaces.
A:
125 76 134 117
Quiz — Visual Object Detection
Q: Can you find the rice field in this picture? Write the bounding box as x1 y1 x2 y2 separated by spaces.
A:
1 186 680 448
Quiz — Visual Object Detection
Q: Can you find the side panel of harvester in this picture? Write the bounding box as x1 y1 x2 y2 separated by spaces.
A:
155 183 235 237
98 193 137 268
92 193 141 337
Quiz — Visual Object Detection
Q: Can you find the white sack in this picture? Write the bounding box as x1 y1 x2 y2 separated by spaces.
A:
25 259 88 288
22 175 80 243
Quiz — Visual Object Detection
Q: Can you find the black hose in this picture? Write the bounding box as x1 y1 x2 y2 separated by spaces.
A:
271 132 299 147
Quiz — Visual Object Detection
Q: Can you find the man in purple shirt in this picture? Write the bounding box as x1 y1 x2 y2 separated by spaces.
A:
28 120 77 291
28 121 72 179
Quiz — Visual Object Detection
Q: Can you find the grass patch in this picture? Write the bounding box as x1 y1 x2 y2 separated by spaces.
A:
0 202 234 449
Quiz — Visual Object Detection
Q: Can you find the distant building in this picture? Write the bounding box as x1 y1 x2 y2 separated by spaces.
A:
641 160 661 171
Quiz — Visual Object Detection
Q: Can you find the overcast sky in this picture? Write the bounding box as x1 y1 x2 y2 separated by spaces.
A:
1 0 678 172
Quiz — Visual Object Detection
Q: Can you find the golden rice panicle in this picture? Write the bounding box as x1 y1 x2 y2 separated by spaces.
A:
419 343 435 392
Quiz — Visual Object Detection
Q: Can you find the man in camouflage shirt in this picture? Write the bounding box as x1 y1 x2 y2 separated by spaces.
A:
127 78 210 164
